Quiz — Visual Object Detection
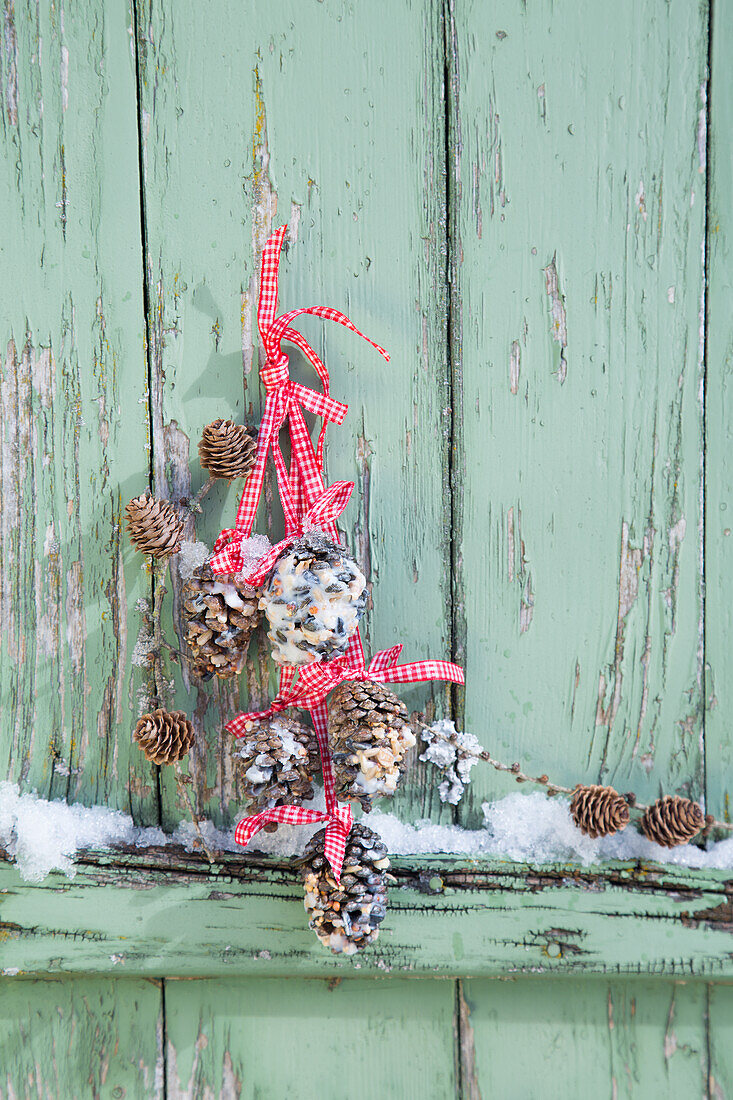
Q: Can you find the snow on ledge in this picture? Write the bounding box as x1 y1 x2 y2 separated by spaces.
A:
2 781 733 884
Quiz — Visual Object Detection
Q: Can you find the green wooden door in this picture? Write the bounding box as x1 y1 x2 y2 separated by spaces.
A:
2 1 733 1096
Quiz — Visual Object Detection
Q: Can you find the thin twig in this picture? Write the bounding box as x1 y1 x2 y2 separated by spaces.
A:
174 762 217 864
180 476 217 515
150 557 170 707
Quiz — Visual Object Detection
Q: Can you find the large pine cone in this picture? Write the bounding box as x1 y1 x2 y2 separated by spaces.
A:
134 709 194 764
570 784 630 838
198 418 257 480
183 564 260 679
260 533 367 666
235 714 320 813
328 680 415 811
640 796 704 847
302 823 389 955
125 491 182 558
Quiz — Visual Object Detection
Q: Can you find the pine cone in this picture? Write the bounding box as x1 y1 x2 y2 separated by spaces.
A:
570 784 630 838
328 680 415 811
640 796 704 847
134 709 194 764
198 418 257 480
125 491 183 558
183 564 260 679
301 823 389 954
260 533 367 666
235 714 320 813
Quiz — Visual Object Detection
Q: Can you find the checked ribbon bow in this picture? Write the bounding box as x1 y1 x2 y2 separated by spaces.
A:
209 224 389 576
230 643 465 880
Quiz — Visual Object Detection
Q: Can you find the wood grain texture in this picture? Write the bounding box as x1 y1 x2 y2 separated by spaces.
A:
164 977 455 1099
461 977 710 1099
4 851 733 980
705 0 733 826
133 0 452 830
0 1 156 820
0 977 163 1099
450 0 710 824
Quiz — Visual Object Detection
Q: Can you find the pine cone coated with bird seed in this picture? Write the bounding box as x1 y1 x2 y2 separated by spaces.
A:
125 491 183 558
301 822 390 955
235 714 320 815
182 563 260 679
259 533 367 666
570 784 630 838
134 709 194 764
327 680 416 811
640 795 704 847
198 418 257 480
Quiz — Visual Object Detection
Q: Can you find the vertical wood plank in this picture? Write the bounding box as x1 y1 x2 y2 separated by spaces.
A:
134 0 451 829
450 0 709 822
704 0 733 824
461 978 708 1099
0 978 163 1098
708 983 733 1099
164 976 456 1099
0 1 155 819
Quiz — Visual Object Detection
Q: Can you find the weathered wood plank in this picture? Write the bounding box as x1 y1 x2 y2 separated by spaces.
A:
708 983 733 1098
3 852 733 979
164 976 456 1099
705 0 733 825
0 977 163 1098
461 977 709 1099
450 0 709 823
134 0 452 830
0 2 155 819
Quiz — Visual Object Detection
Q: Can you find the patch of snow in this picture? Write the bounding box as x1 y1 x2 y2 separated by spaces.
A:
3 781 733 884
177 539 210 580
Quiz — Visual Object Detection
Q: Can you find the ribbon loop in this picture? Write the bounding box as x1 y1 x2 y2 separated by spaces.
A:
210 223 389 571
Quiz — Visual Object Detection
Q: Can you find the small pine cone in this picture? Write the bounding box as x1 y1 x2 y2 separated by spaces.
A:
260 533 367 666
182 564 260 679
328 680 415 811
301 823 389 955
570 784 630 838
198 418 257 480
134 709 194 764
235 714 320 813
125 491 183 558
640 796 704 848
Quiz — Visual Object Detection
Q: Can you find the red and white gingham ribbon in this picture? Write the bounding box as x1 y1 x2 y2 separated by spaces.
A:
230 641 463 878
209 224 389 576
228 643 465 727
241 480 354 584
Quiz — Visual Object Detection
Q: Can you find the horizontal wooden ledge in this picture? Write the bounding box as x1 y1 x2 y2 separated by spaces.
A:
1 848 733 979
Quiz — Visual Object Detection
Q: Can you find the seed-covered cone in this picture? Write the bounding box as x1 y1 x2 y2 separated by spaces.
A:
301 823 389 955
134 709 194 764
640 796 704 848
198 418 257 480
570 784 630 838
327 680 416 811
235 713 320 814
260 533 367 666
125 491 183 558
183 564 260 679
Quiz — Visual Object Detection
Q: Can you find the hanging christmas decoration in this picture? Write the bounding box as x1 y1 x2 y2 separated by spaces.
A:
327 679 414 811
301 822 389 954
182 563 260 679
235 714 320 816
